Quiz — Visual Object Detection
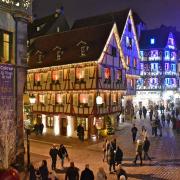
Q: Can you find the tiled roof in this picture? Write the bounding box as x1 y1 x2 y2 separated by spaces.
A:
139 25 179 49
28 23 114 69
72 8 144 35
28 12 70 39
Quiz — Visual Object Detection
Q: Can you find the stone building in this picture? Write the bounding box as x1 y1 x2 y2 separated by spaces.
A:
0 0 31 168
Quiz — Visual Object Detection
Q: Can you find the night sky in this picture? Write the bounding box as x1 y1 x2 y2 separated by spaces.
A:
33 0 180 30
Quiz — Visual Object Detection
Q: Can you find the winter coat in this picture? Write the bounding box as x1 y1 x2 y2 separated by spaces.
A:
107 149 115 164
143 139 150 152
39 165 48 180
49 148 58 160
80 168 94 180
65 167 79 180
29 164 36 180
136 142 143 153
115 148 123 163
58 146 68 159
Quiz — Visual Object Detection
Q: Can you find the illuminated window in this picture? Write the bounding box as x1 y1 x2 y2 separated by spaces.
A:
140 51 144 59
46 116 54 128
150 38 155 45
52 71 59 81
171 64 176 72
165 63 169 71
171 52 176 60
133 58 137 68
104 68 110 79
117 70 122 81
126 36 132 49
35 73 41 82
165 51 170 60
126 56 130 66
76 68 85 79
39 94 45 104
80 94 88 104
56 94 63 104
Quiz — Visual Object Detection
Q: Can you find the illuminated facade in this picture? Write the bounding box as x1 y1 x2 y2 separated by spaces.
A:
26 10 141 138
135 26 179 107
0 0 31 168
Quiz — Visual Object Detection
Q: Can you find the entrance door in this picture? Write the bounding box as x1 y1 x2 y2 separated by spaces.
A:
61 118 67 136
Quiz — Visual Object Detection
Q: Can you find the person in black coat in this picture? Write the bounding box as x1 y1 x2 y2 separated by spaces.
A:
49 144 58 170
107 147 116 173
29 163 36 180
143 137 151 160
115 146 123 165
80 164 94 180
131 124 138 143
39 160 49 180
65 162 79 180
58 144 69 168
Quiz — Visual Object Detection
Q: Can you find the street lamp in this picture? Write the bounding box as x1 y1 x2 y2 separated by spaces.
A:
25 94 36 170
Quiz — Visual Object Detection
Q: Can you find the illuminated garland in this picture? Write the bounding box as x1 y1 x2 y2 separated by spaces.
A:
0 0 31 9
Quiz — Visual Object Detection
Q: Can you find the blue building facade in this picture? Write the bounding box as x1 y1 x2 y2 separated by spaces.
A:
135 26 180 107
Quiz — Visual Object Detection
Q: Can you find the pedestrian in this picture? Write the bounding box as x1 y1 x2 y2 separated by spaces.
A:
141 126 147 140
102 139 108 162
142 106 147 119
115 146 123 165
96 167 107 180
156 118 162 136
143 137 151 161
34 123 39 136
149 109 153 121
171 115 177 129
166 113 171 127
139 108 142 119
107 146 116 173
58 144 69 169
161 113 165 127
77 124 84 141
48 170 58 180
111 138 117 151
29 163 36 180
39 122 44 135
80 164 94 180
116 164 127 180
39 160 49 180
133 139 143 165
131 124 138 143
65 162 79 180
49 144 58 170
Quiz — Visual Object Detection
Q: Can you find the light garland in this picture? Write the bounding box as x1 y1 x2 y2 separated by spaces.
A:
0 0 31 9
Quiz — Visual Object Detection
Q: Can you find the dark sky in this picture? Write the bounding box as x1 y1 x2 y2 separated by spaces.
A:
33 0 180 30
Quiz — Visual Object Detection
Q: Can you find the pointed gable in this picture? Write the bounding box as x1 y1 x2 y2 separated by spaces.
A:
166 32 176 49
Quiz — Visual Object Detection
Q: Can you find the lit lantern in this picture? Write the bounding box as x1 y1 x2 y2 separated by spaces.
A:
96 95 103 105
29 94 36 104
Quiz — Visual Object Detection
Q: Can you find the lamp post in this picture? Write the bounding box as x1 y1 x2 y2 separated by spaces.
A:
25 94 36 170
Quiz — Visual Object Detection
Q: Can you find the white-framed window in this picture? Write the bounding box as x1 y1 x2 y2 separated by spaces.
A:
151 63 158 72
171 64 176 72
171 52 176 60
165 51 170 60
165 63 169 71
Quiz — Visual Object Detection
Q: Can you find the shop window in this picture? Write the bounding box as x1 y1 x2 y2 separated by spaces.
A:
46 116 54 128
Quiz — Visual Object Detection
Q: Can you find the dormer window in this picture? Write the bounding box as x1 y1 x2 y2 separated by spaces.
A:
77 41 89 57
150 38 155 45
165 51 170 60
53 46 64 61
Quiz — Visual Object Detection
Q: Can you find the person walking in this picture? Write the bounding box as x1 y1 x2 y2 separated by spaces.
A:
149 109 153 121
58 144 69 169
102 139 108 162
80 164 94 180
115 146 123 165
65 162 79 180
107 146 116 173
133 139 143 165
49 144 58 170
161 113 165 127
77 124 84 141
166 113 171 127
142 106 147 119
139 108 142 119
96 167 107 180
29 163 36 180
39 160 49 180
143 137 151 161
131 124 138 143
116 164 127 180
141 126 147 140
39 122 44 135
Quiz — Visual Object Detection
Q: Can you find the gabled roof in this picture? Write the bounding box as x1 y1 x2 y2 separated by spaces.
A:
139 25 178 49
72 9 144 36
28 11 70 39
28 23 114 69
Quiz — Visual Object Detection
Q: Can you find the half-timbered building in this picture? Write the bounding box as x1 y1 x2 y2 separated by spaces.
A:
26 9 141 138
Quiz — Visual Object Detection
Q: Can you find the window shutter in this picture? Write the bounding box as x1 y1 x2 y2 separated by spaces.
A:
59 70 63 82
70 68 75 82
84 68 89 81
73 94 78 106
88 94 94 106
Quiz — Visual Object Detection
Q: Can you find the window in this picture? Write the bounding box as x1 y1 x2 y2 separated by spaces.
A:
149 50 159 60
39 94 45 104
117 70 122 81
126 56 130 66
111 46 117 57
0 31 12 63
128 23 131 32
76 68 85 80
104 68 110 79
80 94 88 104
35 73 41 82
46 116 54 128
171 52 176 60
37 26 40 31
171 64 176 72
133 58 137 68
165 51 170 60
140 51 144 59
150 38 155 45
165 63 169 71
151 63 158 72
126 36 132 49
52 71 59 81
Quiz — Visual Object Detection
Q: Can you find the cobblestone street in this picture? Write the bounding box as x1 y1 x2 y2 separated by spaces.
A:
25 117 180 180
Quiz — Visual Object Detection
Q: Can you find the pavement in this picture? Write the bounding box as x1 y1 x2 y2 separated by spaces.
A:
20 118 180 180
